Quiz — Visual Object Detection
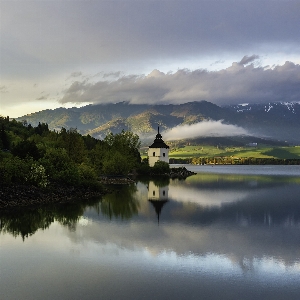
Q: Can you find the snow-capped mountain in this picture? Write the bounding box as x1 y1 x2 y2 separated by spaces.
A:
225 102 300 143
228 101 300 115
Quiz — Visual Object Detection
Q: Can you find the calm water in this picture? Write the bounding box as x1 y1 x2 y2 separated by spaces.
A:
1 165 300 299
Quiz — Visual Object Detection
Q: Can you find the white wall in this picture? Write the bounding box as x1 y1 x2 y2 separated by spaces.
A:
148 147 169 167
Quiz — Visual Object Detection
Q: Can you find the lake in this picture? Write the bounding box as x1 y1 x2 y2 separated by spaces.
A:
1 165 300 299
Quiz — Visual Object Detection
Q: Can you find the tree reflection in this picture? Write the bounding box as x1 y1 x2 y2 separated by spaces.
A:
0 207 54 240
138 175 170 187
0 197 102 240
100 184 140 220
0 183 140 239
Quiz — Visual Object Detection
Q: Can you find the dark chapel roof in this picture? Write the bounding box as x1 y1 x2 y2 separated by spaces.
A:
149 127 169 149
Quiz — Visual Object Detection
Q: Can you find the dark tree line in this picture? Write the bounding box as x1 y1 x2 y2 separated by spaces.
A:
0 116 142 188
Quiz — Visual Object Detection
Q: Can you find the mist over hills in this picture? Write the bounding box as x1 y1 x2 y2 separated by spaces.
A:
16 100 300 144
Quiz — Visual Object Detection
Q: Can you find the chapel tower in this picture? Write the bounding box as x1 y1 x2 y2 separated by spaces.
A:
148 127 169 167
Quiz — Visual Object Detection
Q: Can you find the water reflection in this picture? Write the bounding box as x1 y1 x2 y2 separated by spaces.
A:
2 173 300 237
100 184 140 220
167 173 300 227
147 180 169 224
2 169 300 299
0 198 101 239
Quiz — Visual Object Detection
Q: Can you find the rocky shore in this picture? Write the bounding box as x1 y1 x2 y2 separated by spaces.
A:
98 176 136 184
169 167 196 179
0 184 106 209
0 168 195 209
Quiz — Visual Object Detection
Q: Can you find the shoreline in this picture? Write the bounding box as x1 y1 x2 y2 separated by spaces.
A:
0 167 196 209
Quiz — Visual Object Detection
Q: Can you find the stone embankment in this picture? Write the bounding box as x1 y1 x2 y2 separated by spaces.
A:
99 176 135 184
0 184 106 209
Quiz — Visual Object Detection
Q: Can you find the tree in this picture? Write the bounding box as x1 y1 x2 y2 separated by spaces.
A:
40 148 80 185
102 151 132 175
103 130 141 174
58 128 87 163
34 122 49 136
11 140 41 160
0 124 10 149
89 140 109 173
83 134 98 150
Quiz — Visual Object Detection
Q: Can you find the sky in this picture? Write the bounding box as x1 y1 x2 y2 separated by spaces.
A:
1 0 300 118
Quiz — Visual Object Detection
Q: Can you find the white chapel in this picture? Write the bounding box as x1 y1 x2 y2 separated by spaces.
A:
148 127 169 167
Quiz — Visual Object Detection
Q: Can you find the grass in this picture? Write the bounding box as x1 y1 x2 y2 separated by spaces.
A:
168 145 300 159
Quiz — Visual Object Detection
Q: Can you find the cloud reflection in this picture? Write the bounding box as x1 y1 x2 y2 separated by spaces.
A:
168 185 248 207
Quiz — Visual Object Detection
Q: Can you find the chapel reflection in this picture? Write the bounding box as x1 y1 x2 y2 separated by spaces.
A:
148 181 169 224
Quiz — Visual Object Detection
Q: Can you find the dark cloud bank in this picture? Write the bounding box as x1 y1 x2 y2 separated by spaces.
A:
60 60 300 106
3 0 300 71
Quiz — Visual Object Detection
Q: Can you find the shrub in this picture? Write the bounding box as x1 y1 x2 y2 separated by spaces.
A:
151 161 170 175
0 156 31 184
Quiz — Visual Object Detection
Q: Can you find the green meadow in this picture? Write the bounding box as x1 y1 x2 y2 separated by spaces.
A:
169 145 300 160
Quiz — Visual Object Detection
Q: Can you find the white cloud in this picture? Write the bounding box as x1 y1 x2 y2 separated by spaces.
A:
162 120 249 141
1 1 300 79
1 1 300 117
59 61 300 106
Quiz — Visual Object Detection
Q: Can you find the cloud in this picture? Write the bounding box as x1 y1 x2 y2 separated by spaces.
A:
68 72 82 79
238 55 260 65
1 1 300 80
1 1 300 117
103 72 122 78
162 121 249 141
60 60 300 106
210 60 225 66
0 85 8 93
169 185 248 207
36 95 49 101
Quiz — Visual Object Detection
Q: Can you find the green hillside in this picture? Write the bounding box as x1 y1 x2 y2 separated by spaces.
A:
15 101 300 144
169 145 300 160
14 101 236 137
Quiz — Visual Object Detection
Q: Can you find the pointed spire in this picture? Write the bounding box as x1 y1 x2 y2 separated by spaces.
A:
149 124 169 149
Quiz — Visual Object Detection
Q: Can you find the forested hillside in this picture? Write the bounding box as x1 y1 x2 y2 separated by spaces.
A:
0 116 142 190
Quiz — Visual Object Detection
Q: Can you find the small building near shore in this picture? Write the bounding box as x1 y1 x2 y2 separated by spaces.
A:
148 127 169 167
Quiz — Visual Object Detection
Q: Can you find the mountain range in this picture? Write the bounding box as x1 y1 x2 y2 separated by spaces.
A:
16 101 300 144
